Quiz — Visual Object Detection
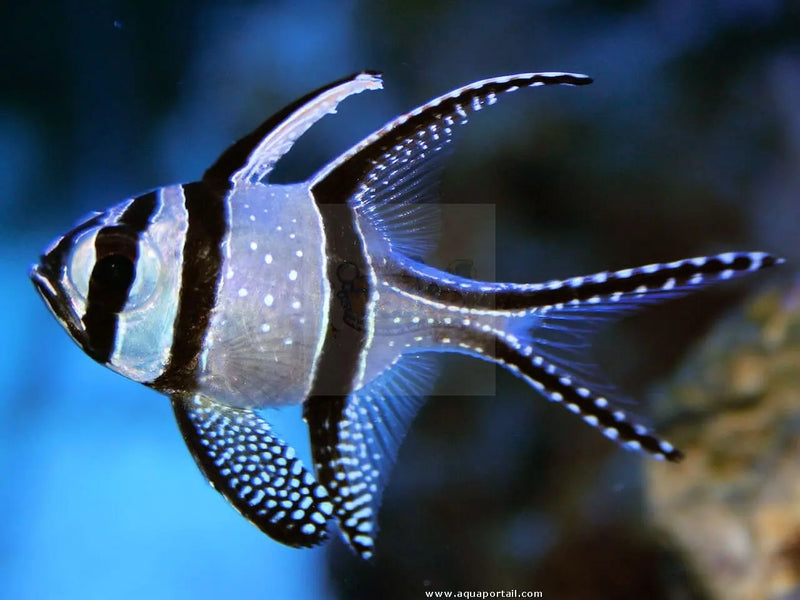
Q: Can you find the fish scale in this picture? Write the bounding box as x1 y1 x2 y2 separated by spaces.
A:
30 71 784 559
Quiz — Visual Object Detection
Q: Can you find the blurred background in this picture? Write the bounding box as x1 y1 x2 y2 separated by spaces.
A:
1 1 798 599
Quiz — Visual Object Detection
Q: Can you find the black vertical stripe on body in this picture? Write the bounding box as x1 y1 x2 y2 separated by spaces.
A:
82 191 159 364
150 182 227 393
117 190 160 231
306 201 370 398
304 195 372 552
305 73 593 396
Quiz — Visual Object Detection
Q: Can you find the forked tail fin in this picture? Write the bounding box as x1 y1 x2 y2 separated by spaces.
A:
458 251 784 461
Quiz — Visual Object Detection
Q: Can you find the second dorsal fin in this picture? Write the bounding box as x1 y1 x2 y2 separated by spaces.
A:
310 72 591 257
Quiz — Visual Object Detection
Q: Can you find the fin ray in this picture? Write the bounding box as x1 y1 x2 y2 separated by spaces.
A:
488 337 682 461
499 252 784 422
493 252 784 312
507 317 628 404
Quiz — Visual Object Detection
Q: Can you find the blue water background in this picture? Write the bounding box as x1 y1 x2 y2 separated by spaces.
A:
2 1 797 598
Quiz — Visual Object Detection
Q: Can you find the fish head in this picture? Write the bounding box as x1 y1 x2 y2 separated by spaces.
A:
30 188 183 383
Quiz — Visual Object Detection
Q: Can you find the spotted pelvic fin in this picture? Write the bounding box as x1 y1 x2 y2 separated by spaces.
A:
172 393 334 547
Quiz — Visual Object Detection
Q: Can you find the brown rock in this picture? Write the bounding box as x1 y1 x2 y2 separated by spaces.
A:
647 283 800 600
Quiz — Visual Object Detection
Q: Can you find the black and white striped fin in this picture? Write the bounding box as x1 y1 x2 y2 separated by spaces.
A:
501 251 786 377
310 72 591 257
303 354 434 559
494 251 784 313
305 74 592 403
489 252 784 461
398 251 784 316
172 393 334 548
500 253 782 459
476 333 682 461
203 72 382 186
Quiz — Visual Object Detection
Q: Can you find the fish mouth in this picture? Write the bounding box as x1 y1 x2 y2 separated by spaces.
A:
30 260 88 350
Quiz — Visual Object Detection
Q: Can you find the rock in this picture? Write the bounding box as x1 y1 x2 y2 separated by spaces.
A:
647 283 800 600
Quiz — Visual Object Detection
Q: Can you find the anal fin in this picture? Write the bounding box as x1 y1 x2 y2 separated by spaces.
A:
303 354 433 559
172 393 334 548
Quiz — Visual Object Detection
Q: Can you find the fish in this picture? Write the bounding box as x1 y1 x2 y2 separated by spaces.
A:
30 71 784 560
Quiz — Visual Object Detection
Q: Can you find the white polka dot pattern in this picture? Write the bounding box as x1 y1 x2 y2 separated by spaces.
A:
173 394 333 548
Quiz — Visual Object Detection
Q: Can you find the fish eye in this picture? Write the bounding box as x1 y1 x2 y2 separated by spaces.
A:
91 253 135 298
68 226 162 312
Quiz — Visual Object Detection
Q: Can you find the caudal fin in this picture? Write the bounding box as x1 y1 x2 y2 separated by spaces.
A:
493 251 784 461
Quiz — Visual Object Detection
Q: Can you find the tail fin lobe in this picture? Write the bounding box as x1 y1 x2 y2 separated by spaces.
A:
493 251 784 313
492 335 683 462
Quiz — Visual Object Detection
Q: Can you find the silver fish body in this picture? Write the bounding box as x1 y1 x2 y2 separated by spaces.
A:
30 71 783 559
200 182 328 407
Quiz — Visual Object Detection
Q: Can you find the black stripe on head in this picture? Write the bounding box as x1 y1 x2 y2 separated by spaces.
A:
82 191 158 363
151 182 227 393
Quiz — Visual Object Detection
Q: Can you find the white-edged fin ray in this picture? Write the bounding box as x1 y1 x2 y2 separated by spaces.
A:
310 72 592 257
487 250 787 461
303 354 436 559
203 72 383 186
498 252 784 315
356 148 446 258
172 393 334 548
498 342 684 462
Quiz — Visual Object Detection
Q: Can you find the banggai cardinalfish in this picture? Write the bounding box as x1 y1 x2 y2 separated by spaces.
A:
31 71 783 559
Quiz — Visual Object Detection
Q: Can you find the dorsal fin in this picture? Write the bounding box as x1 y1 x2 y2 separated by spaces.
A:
310 72 591 202
203 71 383 186
309 72 591 256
